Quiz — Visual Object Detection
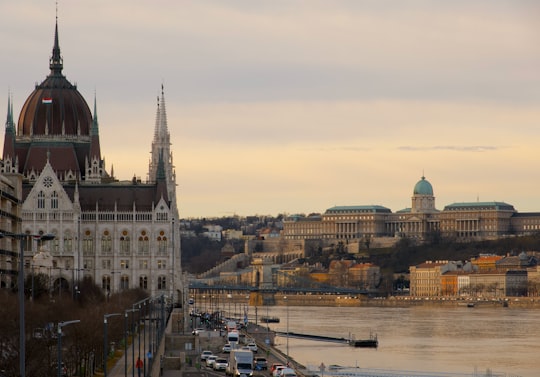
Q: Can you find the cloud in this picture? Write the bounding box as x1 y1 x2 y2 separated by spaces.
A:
398 146 501 152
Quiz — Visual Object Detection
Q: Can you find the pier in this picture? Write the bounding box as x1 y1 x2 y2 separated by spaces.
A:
275 331 378 348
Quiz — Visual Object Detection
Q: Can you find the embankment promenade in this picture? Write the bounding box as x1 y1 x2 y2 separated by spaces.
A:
193 291 540 309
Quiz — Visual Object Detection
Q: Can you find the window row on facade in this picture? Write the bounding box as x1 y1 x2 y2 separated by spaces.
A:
20 229 170 255
100 274 168 292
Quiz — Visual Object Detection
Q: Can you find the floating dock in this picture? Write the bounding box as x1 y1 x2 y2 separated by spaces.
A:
261 316 280 323
275 331 378 348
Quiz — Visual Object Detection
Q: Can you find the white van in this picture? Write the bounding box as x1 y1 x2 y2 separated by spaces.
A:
227 331 239 349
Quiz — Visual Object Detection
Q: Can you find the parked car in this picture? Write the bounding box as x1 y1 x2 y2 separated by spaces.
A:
270 363 284 374
206 355 218 368
213 358 228 371
246 342 258 353
254 357 268 370
222 343 232 353
200 350 213 361
280 368 297 377
192 328 205 335
272 365 287 377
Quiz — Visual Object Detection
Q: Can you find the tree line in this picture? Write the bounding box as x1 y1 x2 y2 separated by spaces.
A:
0 278 148 377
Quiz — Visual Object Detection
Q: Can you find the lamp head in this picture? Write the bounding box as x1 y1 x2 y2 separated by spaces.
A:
40 234 55 241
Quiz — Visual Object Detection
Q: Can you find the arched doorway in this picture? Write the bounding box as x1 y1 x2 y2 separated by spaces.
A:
52 277 70 298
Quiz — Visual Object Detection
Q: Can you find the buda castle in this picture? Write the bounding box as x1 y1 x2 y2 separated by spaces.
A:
282 176 540 245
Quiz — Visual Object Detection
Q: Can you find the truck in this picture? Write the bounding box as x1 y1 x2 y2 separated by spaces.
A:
226 349 253 377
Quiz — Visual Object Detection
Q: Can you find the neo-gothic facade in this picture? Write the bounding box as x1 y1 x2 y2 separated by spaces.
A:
282 176 540 243
1 19 181 299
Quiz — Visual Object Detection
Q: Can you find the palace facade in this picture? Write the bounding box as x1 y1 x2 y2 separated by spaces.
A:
282 176 540 244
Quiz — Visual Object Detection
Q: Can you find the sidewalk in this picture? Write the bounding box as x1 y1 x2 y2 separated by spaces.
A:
108 334 147 377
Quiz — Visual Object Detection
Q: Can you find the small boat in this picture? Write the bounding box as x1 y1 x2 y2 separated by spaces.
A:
261 316 280 323
328 365 346 370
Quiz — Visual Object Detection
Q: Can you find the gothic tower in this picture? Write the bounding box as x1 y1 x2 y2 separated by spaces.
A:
148 86 178 219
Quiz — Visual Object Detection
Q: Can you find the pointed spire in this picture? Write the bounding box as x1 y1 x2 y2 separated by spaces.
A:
148 84 176 216
154 95 160 140
159 83 169 137
2 90 16 162
9 91 13 125
49 8 63 76
89 91 102 174
5 90 13 130
91 92 99 135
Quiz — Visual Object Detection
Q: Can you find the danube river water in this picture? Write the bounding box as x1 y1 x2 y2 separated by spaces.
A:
258 305 539 377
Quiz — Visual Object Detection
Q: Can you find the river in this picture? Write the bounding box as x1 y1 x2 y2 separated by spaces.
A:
255 305 539 377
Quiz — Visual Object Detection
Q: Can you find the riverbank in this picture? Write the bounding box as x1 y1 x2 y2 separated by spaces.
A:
191 291 540 311
263 293 540 309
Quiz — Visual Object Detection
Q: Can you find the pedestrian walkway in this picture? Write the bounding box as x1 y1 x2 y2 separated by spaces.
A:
108 333 150 377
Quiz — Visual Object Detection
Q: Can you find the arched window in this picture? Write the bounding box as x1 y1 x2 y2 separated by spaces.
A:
157 231 167 254
138 231 149 255
101 231 112 254
120 275 129 290
139 276 148 290
23 232 32 251
63 232 72 252
120 231 130 255
37 191 45 209
102 275 111 292
83 231 94 255
51 191 58 209
52 238 60 254
157 276 166 290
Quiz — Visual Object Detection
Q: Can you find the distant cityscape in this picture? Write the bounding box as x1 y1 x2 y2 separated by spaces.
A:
180 207 540 300
177 175 540 300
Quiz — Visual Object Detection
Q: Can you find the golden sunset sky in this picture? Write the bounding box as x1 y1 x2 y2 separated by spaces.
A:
1 1 539 218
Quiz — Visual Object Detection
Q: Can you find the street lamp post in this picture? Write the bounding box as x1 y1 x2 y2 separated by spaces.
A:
104 313 121 377
138 301 148 377
284 296 289 364
57 320 81 377
0 232 54 377
143 302 147 377
148 299 153 362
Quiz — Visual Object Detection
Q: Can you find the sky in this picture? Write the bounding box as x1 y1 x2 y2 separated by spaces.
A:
1 1 539 218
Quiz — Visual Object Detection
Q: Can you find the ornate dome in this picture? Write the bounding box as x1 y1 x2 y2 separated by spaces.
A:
413 176 434 196
17 22 92 138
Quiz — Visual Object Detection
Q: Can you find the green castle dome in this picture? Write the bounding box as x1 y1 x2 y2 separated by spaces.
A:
413 176 433 196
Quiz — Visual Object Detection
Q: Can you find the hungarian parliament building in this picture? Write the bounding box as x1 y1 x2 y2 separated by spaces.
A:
0 18 181 297
281 176 540 244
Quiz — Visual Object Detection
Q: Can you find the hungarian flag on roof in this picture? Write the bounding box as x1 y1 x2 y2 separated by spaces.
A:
42 98 52 104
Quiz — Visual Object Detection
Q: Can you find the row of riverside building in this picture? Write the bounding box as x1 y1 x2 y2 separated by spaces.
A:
409 253 540 298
